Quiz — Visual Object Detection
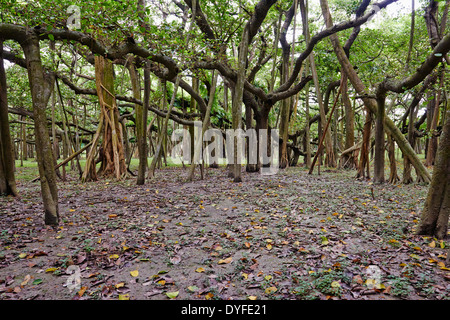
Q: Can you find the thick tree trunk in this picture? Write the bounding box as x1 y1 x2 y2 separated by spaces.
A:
0 39 18 196
96 56 127 179
417 109 450 239
83 56 127 181
21 36 59 225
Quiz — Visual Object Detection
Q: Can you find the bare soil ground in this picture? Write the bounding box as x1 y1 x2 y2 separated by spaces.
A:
1 165 449 300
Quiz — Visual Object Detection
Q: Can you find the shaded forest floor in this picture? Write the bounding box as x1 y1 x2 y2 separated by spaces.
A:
1 163 449 300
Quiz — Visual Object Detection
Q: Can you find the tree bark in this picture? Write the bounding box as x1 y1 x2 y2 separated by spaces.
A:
21 36 59 225
0 38 18 196
231 24 250 182
129 60 148 185
341 73 356 169
417 109 450 239
374 86 386 183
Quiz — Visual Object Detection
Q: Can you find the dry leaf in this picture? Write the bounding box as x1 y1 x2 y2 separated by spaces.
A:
218 257 232 264
130 270 139 277
264 286 277 294
78 286 87 297
21 275 31 286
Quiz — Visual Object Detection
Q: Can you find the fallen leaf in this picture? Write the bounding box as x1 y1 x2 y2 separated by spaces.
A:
166 291 179 299
187 286 199 292
331 281 340 288
264 286 277 295
78 286 87 297
170 255 182 265
115 282 125 289
218 257 232 264
196 267 205 273
205 292 214 300
130 270 139 277
248 296 257 300
119 294 130 300
21 275 31 286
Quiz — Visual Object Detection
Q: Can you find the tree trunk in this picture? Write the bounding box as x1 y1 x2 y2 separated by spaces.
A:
387 131 400 183
341 72 356 169
83 56 127 181
21 36 59 225
357 109 372 179
231 25 250 182
374 87 386 183
129 60 148 185
417 109 450 239
0 39 18 196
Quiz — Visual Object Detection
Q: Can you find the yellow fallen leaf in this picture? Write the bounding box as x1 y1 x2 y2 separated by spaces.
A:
115 282 125 289
109 254 119 259
19 253 27 259
218 257 232 264
266 244 273 250
264 275 273 281
242 273 248 279
429 240 436 248
119 294 130 300
205 292 214 300
264 286 277 295
248 296 257 300
130 270 139 277
196 267 205 273
45 267 58 273
331 281 340 288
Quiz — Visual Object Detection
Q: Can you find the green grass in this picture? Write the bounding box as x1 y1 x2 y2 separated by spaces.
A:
14 157 185 182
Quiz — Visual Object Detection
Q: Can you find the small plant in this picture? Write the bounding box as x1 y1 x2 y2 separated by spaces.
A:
83 239 95 253
310 269 343 297
387 275 412 297
290 279 312 297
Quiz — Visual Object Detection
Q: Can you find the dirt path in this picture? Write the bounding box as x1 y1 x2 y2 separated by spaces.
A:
1 166 449 300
